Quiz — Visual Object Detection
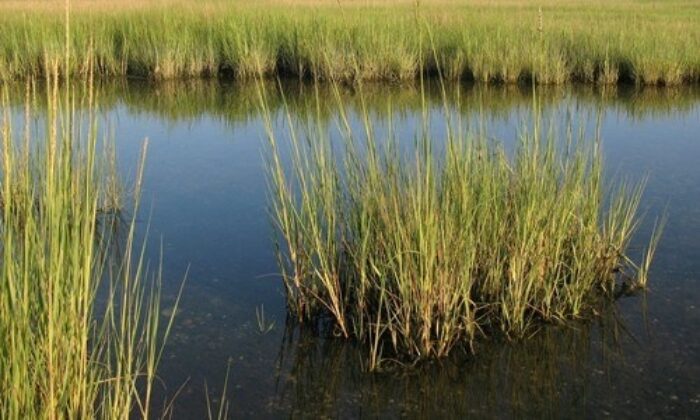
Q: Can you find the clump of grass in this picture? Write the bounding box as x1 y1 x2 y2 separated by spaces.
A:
0 69 180 417
263 83 660 370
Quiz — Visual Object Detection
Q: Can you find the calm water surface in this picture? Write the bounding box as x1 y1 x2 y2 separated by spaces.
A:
8 81 700 418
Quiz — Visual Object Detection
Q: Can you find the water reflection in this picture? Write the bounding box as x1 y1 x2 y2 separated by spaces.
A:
4 80 700 124
271 302 632 418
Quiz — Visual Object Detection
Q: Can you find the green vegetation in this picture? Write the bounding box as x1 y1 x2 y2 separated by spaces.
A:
263 81 659 370
0 71 179 418
0 0 699 85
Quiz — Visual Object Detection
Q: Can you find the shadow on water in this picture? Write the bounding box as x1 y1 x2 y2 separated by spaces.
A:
268 301 634 418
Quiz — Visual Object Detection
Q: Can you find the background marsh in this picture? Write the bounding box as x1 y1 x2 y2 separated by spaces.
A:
0 0 699 84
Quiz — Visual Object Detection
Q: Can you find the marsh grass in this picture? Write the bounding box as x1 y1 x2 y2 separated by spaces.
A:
0 68 181 418
635 215 667 289
263 80 661 370
0 1 699 85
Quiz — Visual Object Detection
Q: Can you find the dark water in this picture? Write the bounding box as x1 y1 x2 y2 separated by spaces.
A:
7 81 700 418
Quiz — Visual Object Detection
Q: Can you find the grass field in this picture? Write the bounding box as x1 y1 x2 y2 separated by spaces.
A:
0 0 699 84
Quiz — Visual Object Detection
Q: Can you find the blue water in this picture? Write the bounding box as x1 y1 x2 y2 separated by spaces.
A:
9 81 700 418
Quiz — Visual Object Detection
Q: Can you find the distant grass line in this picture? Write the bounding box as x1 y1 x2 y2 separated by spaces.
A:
1 1 699 84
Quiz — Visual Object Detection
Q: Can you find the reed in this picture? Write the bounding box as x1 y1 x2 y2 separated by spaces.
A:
0 1 699 85
636 215 667 289
0 70 180 418
263 81 660 370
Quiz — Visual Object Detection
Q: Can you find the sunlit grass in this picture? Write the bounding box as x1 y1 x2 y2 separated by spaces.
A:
263 81 661 370
0 0 699 84
0 68 180 418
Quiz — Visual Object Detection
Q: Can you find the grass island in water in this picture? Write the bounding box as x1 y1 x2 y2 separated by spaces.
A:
263 82 663 370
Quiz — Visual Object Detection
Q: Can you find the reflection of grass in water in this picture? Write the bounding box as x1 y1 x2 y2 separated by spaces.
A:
1 1 700 85
272 301 629 418
264 80 662 370
0 72 180 417
2 80 699 124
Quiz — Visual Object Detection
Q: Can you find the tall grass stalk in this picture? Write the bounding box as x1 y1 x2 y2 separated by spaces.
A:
263 82 660 370
636 214 667 289
205 360 232 420
0 69 179 417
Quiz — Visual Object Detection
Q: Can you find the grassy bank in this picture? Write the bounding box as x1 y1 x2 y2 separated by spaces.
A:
0 1 699 85
263 82 660 370
0 74 178 417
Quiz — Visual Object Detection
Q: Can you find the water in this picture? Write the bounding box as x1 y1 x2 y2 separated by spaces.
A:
6 81 700 418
